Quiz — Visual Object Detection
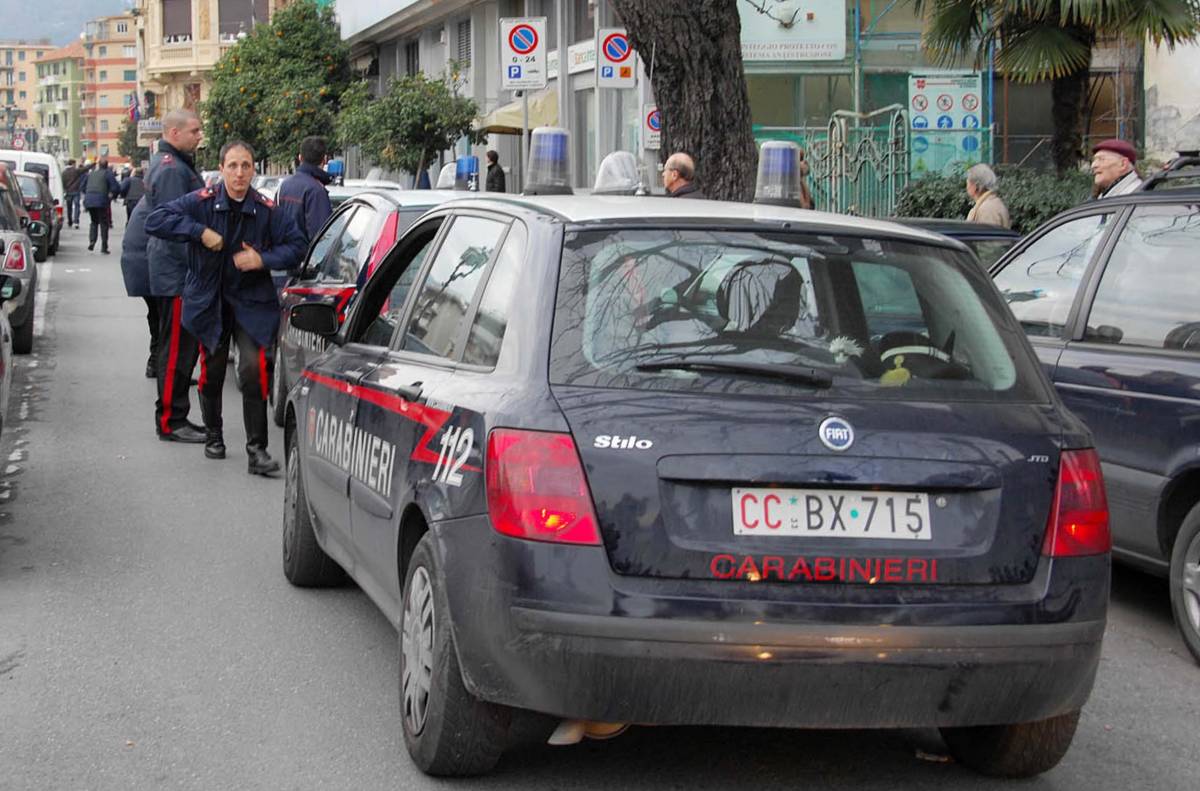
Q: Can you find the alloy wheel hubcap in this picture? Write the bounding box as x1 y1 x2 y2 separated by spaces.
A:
1184 532 1200 634
402 566 435 736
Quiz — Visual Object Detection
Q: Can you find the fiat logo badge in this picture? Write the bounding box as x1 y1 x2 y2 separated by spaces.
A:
818 417 854 452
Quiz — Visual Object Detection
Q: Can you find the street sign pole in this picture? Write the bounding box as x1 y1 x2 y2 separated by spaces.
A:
500 17 547 192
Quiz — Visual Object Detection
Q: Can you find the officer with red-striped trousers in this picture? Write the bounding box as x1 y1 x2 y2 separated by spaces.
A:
145 109 206 443
146 140 306 475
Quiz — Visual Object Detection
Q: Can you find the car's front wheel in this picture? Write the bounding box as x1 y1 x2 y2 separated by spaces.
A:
282 427 345 587
271 343 287 427
12 309 33 355
1169 502 1200 665
401 533 509 776
941 710 1079 778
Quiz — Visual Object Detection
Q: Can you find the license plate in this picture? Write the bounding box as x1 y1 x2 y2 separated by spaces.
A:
732 488 932 540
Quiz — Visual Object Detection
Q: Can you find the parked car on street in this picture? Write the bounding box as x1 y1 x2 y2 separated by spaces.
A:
0 274 20 435
282 194 1110 778
990 168 1200 663
0 166 42 354
895 218 1021 268
15 172 61 261
0 149 65 212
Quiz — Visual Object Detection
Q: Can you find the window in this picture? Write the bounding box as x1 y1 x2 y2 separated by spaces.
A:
1083 205 1200 352
100 120 110 132
322 207 377 282
18 91 25 100
303 208 356 278
571 0 594 43
18 51 24 61
124 45 136 57
100 145 110 155
99 95 109 107
402 216 508 359
992 213 1113 337
18 72 25 81
116 22 129 33
124 70 136 81
404 40 419 76
218 0 270 39
463 223 527 367
527 0 558 51
456 19 472 66
100 71 108 82
357 222 444 348
99 47 107 57
163 0 194 41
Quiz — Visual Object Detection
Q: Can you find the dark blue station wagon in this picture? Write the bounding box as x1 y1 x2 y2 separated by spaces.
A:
282 196 1110 778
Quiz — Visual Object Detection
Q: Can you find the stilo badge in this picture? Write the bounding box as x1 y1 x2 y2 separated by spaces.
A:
818 417 854 452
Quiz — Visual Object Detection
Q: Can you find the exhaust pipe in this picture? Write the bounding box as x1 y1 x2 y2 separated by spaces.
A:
548 720 631 746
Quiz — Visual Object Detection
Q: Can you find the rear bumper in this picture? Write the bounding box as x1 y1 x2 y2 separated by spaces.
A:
433 516 1107 729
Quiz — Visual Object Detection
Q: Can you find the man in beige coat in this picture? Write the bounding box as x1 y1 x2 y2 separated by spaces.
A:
965 164 1011 228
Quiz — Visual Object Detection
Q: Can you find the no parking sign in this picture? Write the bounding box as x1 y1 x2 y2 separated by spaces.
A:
500 17 547 90
597 28 637 88
643 105 661 151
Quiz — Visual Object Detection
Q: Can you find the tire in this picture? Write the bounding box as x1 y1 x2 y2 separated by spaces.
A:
271 343 287 427
33 240 47 263
941 710 1080 778
282 427 346 587
401 534 509 776
1169 502 1200 665
12 310 33 355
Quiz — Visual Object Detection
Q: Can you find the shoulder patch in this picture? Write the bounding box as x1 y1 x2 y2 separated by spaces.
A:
255 192 275 209
161 153 174 164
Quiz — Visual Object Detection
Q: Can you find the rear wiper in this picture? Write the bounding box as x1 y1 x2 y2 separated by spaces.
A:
635 355 833 388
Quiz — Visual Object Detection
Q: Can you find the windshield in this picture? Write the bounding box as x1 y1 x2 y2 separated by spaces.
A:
15 175 40 199
550 228 1045 402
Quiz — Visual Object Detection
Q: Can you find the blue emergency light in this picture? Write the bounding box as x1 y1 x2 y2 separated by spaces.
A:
754 140 806 208
455 155 480 191
593 151 641 195
524 127 573 195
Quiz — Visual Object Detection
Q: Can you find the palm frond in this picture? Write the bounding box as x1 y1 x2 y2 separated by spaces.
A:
995 24 1093 79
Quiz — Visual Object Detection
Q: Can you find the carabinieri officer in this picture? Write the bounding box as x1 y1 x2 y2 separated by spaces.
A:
146 140 306 476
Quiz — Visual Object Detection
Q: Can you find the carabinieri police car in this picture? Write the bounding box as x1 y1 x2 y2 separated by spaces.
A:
281 136 1110 779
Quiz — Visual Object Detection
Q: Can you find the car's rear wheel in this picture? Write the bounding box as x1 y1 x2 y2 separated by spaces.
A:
271 343 287 427
12 310 33 355
1169 502 1200 665
401 534 508 776
940 710 1079 778
33 240 47 263
282 428 345 587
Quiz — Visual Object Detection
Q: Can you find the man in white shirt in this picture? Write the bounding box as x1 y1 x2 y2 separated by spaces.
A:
1091 139 1142 198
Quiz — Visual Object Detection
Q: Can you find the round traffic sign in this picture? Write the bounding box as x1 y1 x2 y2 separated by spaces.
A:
12 136 24 150
603 32 632 63
962 93 979 112
509 23 539 55
646 109 661 131
962 135 980 153
911 95 928 112
936 94 954 111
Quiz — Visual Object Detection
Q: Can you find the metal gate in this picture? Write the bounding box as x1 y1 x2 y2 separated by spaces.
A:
753 104 910 218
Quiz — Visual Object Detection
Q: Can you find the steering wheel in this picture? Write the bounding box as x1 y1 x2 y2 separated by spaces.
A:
877 331 970 380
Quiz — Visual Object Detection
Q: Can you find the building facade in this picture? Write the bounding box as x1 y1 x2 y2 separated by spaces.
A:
81 15 138 164
0 41 52 149
34 43 86 161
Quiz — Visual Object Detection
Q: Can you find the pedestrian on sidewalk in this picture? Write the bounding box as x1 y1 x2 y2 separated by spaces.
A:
61 159 82 228
145 140 306 476
119 167 146 223
145 109 206 444
83 158 120 253
1091 139 1143 199
486 150 506 193
662 152 706 198
965 164 1011 228
277 135 332 246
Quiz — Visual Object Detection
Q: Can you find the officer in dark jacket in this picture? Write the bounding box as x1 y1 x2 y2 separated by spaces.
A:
146 140 306 475
83 158 120 253
145 109 206 443
277 135 333 245
119 168 146 222
120 199 159 379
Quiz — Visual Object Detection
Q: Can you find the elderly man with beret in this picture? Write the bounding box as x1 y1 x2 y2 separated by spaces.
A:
1091 139 1143 199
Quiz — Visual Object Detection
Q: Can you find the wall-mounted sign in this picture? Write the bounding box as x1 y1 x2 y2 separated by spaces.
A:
739 0 847 61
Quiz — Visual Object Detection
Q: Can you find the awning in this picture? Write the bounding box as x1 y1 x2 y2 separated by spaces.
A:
476 89 559 135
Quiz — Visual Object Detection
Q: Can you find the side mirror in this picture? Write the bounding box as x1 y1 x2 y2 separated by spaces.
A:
0 275 23 302
26 221 48 238
290 302 339 337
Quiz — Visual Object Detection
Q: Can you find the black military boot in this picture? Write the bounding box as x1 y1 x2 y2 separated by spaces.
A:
199 394 225 459
247 446 280 476
205 430 226 460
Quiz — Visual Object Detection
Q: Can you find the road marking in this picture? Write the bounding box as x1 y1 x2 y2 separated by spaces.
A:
34 260 51 338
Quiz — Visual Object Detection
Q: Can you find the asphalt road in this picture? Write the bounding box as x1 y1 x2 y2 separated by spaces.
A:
1 222 1196 790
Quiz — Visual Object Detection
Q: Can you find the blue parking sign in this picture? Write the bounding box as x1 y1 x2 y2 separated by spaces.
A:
601 66 614 79
508 65 522 79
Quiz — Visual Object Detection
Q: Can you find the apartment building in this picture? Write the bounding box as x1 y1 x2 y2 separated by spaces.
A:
34 42 86 161
0 41 52 147
82 14 138 164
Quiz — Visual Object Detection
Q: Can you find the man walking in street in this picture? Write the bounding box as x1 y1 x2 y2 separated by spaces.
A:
146 109 206 444
146 141 306 475
277 135 333 245
486 150 506 193
61 159 82 229
662 152 705 198
1091 139 1143 199
83 158 120 253
119 167 146 222
965 164 1011 228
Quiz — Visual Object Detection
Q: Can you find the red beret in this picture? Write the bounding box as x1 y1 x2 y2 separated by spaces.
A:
1093 139 1137 164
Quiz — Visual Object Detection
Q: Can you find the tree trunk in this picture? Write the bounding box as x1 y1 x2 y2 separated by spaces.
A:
611 0 757 201
1049 28 1095 176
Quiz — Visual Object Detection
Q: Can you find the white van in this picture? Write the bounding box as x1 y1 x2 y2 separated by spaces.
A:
0 150 64 208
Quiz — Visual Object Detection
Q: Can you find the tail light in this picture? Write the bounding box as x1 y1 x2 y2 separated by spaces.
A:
1042 449 1110 557
28 209 41 222
4 240 26 272
486 428 602 545
55 204 63 221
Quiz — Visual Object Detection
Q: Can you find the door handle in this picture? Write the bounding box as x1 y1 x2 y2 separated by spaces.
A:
396 381 423 402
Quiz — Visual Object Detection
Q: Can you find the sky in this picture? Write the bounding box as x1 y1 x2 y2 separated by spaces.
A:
1 0 129 47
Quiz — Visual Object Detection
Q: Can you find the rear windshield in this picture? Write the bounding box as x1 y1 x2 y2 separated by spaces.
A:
23 163 50 181
550 228 1045 402
15 175 40 199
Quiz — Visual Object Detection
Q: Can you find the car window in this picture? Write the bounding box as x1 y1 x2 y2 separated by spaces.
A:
1083 204 1200 352
400 215 508 360
551 228 1045 402
462 222 527 367
967 238 1017 268
302 207 355 279
24 163 49 181
992 213 1113 337
355 221 444 348
323 206 376 282
15 176 39 200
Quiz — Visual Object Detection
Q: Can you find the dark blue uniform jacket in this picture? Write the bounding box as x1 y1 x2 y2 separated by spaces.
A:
144 183 305 353
83 168 120 209
119 199 152 297
276 162 333 243
145 141 204 297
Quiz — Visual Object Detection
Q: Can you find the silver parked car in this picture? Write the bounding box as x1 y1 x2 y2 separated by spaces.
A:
0 166 42 354
0 274 22 434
